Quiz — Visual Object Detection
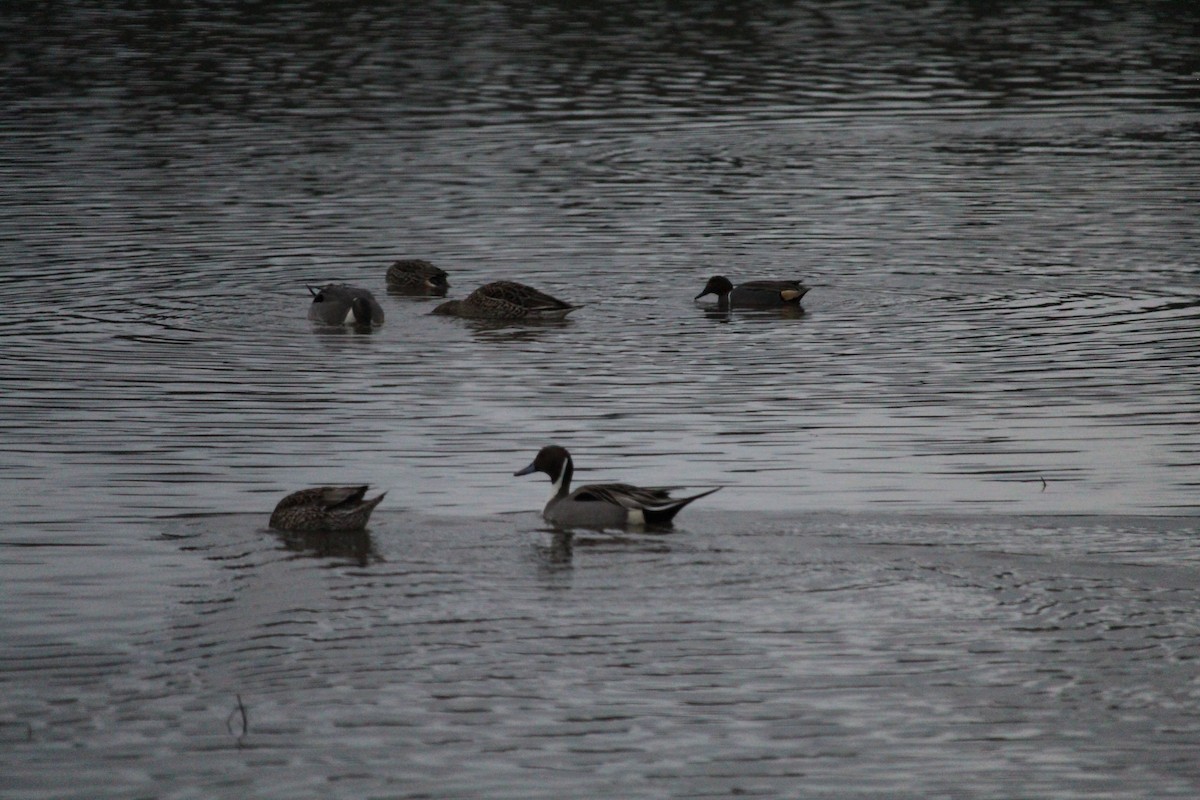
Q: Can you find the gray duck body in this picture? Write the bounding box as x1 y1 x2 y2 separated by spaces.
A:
307 283 385 326
695 275 810 309
269 485 386 533
514 445 719 529
433 281 577 320
386 259 449 296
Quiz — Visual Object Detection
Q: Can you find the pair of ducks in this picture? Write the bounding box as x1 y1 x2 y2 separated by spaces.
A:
308 259 811 325
269 445 720 533
305 260 445 326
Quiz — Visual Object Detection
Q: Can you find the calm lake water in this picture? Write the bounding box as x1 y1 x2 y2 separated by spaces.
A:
2 1 1199 797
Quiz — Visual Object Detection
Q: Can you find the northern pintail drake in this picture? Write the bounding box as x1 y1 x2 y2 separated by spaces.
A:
269 485 386 533
433 281 578 320
386 259 449 296
695 275 810 309
514 445 720 528
307 283 385 326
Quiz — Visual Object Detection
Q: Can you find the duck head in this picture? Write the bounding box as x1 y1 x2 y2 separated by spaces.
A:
695 275 734 301
514 445 576 499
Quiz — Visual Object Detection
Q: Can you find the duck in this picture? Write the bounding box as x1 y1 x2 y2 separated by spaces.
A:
695 275 810 310
269 485 386 533
514 445 720 528
386 259 449 296
307 283 385 326
433 281 578 320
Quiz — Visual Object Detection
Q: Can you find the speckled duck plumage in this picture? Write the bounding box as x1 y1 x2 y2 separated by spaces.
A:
269 486 386 533
433 281 578 320
386 259 449 296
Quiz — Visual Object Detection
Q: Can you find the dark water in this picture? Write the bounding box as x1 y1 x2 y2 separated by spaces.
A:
2 1 1199 797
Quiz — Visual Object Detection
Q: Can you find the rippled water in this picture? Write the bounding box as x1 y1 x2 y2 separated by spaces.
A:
2 1 1199 797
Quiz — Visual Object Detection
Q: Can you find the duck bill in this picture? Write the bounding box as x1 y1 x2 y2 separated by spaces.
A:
694 290 711 301
513 461 538 477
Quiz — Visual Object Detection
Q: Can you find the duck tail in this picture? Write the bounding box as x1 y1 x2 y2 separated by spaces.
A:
340 491 386 528
643 486 721 526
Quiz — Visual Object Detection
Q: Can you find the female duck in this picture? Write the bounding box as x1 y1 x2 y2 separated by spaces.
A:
434 281 577 320
514 445 719 528
386 259 449 296
695 275 810 310
269 485 386 533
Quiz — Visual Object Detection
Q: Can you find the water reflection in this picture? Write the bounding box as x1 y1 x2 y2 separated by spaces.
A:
442 315 578 343
532 530 574 567
697 304 810 322
309 321 386 336
386 285 449 300
273 527 381 567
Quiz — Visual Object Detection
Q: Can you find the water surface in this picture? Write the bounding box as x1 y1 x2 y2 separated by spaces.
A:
1 1 1198 797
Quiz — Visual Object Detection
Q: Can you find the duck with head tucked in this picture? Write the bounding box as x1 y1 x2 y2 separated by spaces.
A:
269 485 386 533
433 280 578 320
695 275 810 310
386 259 449 296
307 283 385 326
515 445 720 529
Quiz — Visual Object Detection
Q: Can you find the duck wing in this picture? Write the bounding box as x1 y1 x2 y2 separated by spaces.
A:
574 483 721 525
573 482 673 509
739 280 810 303
476 281 576 317
273 485 368 512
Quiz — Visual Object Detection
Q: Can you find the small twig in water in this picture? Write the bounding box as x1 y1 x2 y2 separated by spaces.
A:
1039 476 1047 492
226 693 248 738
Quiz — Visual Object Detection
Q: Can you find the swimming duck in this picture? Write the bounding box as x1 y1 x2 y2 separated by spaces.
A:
307 283 385 326
386 259 449 296
695 275 810 309
433 281 578 320
269 485 386 533
514 445 720 528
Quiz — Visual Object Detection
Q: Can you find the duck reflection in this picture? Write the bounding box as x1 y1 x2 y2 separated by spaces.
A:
273 528 381 567
534 529 574 566
459 316 575 343
701 305 732 323
763 304 807 320
697 304 807 322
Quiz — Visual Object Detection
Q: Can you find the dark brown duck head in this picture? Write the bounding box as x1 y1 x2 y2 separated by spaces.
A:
387 259 449 296
514 445 573 486
695 275 735 301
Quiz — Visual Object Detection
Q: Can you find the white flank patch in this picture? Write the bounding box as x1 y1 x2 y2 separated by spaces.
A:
343 308 357 324
627 508 646 525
